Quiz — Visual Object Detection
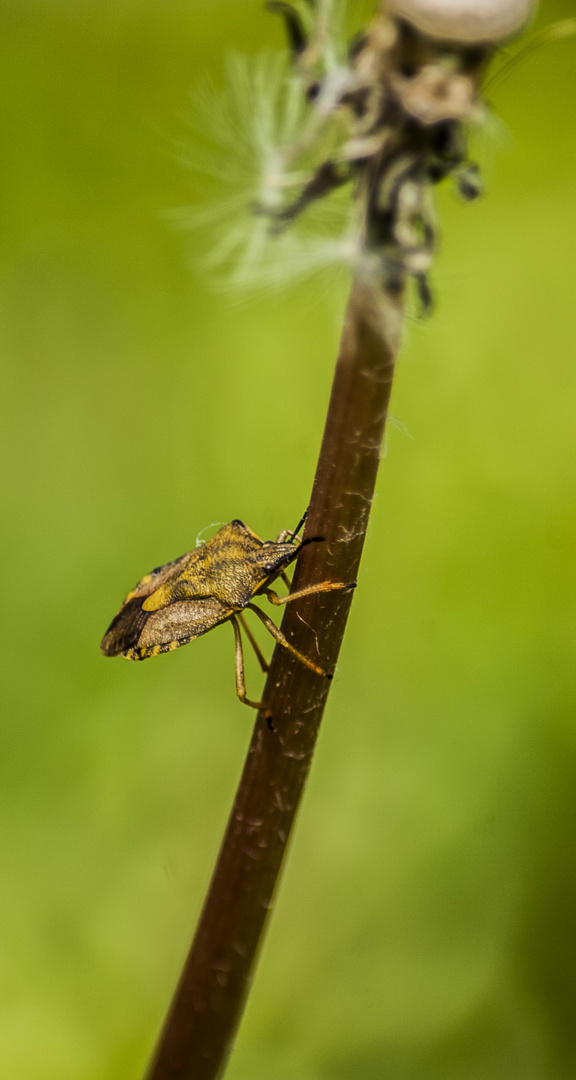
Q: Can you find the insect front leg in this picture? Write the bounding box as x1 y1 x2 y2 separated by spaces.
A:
230 616 267 711
266 580 357 606
247 603 331 678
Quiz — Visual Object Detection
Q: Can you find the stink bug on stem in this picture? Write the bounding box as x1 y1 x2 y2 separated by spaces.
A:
101 516 355 712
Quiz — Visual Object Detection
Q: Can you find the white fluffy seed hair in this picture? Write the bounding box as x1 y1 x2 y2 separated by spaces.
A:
174 52 354 295
387 0 536 42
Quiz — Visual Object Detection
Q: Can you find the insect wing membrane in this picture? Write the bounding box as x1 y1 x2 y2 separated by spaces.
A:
101 593 231 660
101 551 192 658
100 595 150 657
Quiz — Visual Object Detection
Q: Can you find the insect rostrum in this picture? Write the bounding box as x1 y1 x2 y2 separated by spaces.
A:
101 519 354 711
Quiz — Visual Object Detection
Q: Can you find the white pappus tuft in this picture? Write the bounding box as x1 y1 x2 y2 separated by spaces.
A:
172 47 358 296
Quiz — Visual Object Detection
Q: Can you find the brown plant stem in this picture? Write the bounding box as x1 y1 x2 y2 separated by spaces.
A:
145 276 405 1080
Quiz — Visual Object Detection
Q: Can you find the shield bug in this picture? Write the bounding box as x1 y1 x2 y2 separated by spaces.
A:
101 517 355 711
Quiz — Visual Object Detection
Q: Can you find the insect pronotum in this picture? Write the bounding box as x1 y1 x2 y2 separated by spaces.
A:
101 518 355 711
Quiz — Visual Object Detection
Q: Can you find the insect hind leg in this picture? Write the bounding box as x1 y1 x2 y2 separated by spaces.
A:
238 612 269 673
230 616 266 711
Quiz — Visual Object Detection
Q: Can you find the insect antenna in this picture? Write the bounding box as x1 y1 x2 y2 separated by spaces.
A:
287 507 309 543
298 535 325 550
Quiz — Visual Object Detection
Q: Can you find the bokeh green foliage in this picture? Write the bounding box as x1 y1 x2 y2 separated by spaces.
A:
1 1 575 1077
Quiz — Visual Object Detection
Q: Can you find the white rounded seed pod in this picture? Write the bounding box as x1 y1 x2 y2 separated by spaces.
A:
387 0 536 42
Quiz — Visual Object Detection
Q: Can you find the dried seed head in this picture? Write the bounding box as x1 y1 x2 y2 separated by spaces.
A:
387 0 536 42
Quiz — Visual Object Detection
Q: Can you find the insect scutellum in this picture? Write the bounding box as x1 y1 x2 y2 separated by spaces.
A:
101 518 355 713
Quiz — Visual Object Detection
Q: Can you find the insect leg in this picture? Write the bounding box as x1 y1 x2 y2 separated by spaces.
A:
230 616 266 711
266 580 356 606
272 160 351 228
247 604 330 678
238 611 270 673
265 1 308 59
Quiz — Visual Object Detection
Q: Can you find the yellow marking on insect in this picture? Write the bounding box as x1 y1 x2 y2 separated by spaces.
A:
142 587 172 612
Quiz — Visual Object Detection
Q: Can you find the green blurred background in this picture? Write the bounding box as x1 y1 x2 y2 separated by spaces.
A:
1 2 576 1077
